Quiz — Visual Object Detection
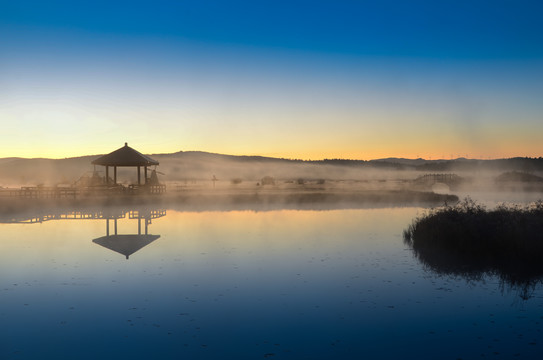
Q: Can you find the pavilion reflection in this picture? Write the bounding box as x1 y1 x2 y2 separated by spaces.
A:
93 209 165 259
0 207 166 259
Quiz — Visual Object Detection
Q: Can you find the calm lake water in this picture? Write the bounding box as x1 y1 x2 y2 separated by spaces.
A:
1 196 542 359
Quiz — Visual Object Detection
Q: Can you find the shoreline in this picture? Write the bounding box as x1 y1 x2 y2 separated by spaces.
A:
0 189 458 218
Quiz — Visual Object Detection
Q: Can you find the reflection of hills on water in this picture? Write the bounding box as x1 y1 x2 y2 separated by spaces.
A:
0 207 166 260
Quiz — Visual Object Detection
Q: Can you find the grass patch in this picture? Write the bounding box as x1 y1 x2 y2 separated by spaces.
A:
404 197 543 299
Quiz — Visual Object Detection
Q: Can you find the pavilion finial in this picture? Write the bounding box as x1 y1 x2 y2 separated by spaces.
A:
125 142 128 147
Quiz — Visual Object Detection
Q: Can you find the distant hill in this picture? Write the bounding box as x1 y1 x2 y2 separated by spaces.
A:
414 157 543 172
0 150 542 187
495 171 543 183
373 157 433 166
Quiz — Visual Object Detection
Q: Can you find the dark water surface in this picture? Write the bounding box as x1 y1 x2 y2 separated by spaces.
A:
1 205 542 359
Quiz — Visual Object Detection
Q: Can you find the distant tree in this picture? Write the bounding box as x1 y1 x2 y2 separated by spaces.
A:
261 176 275 185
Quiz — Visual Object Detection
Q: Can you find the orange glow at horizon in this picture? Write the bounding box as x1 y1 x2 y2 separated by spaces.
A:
1 108 541 161
1 143 541 162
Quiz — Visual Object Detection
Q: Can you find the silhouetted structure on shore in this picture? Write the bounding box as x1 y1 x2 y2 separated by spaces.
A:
92 142 164 191
0 143 166 198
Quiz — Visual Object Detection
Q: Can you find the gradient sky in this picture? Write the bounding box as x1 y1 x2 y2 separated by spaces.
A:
1 0 542 160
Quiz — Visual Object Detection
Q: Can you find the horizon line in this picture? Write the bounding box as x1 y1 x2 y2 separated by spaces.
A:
1 149 541 163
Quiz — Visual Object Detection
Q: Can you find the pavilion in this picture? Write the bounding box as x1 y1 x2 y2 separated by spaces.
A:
92 143 159 186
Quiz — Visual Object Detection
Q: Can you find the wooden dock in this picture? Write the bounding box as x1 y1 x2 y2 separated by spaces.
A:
0 186 79 199
411 173 464 189
0 184 166 199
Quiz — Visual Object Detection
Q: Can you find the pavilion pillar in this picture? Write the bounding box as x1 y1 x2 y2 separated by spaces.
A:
144 167 148 185
138 218 141 235
137 166 141 185
114 218 118 235
106 219 109 236
105 166 109 185
113 166 117 185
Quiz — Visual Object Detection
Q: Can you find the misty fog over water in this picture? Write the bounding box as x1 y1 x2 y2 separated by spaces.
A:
1 187 542 359
1 150 542 359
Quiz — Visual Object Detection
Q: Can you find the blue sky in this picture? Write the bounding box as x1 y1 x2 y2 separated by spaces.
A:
1 0 542 159
4 0 542 59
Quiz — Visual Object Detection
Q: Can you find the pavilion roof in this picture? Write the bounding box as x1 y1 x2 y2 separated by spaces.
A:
92 143 159 167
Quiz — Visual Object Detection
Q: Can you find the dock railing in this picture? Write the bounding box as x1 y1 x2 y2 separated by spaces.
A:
0 183 166 199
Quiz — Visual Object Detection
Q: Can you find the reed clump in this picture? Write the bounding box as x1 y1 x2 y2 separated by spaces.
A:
404 197 543 298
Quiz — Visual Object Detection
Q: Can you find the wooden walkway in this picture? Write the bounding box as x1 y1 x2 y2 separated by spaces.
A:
411 173 464 190
413 173 463 185
0 184 166 199
0 186 79 199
